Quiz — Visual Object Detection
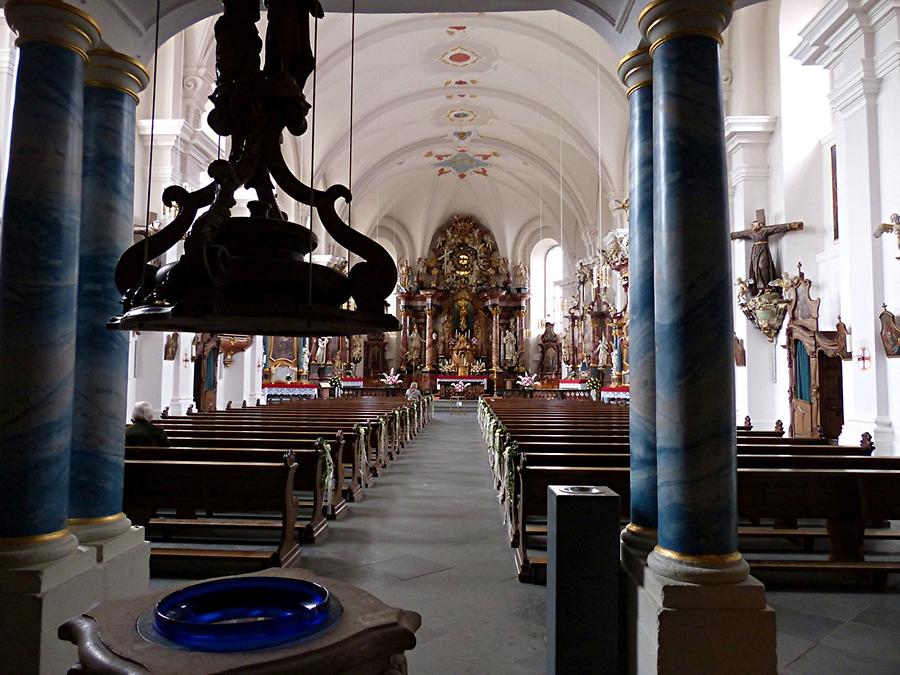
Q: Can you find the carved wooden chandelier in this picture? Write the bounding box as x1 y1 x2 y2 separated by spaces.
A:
109 0 399 337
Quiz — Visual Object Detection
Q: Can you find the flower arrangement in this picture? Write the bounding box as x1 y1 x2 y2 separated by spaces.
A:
380 369 403 388
438 358 455 374
329 374 343 389
471 359 487 374
517 372 539 389
450 381 470 395
586 376 602 392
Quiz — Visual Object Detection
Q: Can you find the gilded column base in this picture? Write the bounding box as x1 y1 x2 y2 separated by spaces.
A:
648 545 749 585
621 523 657 557
0 529 79 570
68 513 132 545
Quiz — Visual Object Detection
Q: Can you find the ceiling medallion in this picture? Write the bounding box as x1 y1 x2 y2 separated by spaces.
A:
440 46 480 68
447 25 467 36
447 108 476 123
425 149 498 179
444 79 478 87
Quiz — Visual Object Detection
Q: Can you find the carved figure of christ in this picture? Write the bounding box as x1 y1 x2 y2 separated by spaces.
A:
730 209 803 291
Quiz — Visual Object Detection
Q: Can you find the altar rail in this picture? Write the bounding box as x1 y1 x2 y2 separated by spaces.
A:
340 387 406 398
494 389 600 400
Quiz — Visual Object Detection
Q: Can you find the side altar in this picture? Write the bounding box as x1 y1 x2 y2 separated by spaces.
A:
396 215 527 393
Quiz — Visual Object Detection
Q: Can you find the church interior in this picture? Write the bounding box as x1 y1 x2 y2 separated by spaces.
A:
0 0 899 673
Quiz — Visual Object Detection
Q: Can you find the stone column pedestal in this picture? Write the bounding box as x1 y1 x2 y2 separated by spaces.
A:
621 546 776 675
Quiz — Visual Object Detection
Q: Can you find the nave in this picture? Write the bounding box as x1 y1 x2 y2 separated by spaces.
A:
144 405 900 675
151 411 547 675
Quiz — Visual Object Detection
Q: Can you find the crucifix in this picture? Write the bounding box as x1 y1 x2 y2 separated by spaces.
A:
731 209 804 290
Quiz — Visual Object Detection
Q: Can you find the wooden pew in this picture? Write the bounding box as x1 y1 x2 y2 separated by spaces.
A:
158 430 348 520
124 453 301 569
511 464 900 585
126 445 329 543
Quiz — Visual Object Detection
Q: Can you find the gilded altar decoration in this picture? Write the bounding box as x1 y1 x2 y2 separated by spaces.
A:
879 305 900 357
218 334 253 367
398 214 526 380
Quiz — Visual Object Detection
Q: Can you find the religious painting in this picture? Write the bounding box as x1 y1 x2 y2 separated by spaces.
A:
164 332 180 361
879 305 900 358
270 336 298 362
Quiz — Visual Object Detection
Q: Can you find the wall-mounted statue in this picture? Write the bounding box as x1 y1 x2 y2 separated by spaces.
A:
730 209 804 291
874 213 900 260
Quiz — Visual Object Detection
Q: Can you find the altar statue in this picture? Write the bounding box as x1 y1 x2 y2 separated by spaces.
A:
299 345 310 375
539 322 559 375
440 314 453 355
398 258 412 291
317 336 329 363
408 327 423 369
513 261 529 289
502 329 517 368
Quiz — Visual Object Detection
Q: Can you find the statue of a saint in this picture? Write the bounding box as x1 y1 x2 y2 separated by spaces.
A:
502 329 517 368
440 314 453 355
317 336 329 363
730 209 803 291
299 346 310 375
474 314 486 354
398 258 412 291
408 327 423 368
539 322 559 375
595 338 610 367
513 261 529 289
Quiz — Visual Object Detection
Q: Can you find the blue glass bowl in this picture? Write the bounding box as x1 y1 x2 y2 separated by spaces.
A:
154 577 331 651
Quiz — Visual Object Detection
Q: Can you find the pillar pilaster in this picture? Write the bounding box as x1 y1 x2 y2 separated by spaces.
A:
490 305 501 372
70 45 149 545
424 307 435 371
621 5 777 672
640 0 747 581
0 0 100 566
617 44 657 555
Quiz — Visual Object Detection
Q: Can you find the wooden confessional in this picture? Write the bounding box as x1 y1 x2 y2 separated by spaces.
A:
784 273 850 440
193 333 220 412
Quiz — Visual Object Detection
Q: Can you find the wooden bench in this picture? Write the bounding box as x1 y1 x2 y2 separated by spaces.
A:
124 453 301 569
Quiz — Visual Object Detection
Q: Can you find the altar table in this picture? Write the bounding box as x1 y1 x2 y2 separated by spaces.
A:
262 382 319 398
436 375 489 389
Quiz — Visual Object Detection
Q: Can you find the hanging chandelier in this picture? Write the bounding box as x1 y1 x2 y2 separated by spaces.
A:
109 0 398 337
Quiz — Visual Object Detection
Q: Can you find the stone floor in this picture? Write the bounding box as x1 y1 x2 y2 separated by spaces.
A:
152 410 900 674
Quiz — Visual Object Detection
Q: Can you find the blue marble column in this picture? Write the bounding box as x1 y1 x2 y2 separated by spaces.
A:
0 0 100 566
639 0 748 582
69 48 148 543
617 45 656 552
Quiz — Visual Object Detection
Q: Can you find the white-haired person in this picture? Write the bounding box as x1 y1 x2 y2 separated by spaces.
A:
125 401 172 447
405 381 422 401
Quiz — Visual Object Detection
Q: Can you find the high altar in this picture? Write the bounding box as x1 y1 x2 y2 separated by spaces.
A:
397 215 528 390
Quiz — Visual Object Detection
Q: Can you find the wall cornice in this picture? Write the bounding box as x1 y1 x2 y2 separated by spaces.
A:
724 115 777 154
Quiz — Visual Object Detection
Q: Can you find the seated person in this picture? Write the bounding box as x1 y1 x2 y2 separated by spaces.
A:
405 381 422 401
125 401 172 447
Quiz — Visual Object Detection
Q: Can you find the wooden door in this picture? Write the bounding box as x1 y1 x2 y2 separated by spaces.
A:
817 352 844 440
791 340 814 438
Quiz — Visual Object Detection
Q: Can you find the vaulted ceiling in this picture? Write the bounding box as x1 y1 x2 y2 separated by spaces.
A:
65 0 765 265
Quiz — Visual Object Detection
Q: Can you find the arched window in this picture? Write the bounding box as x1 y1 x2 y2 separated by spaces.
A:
530 238 563 336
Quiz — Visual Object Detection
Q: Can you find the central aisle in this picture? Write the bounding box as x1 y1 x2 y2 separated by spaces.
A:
302 410 546 674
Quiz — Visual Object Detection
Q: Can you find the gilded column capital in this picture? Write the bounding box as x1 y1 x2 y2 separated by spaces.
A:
5 0 101 61
86 44 149 103
638 0 733 56
617 42 652 99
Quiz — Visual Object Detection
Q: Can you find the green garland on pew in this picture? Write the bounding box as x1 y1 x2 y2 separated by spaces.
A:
316 437 335 493
503 441 519 507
